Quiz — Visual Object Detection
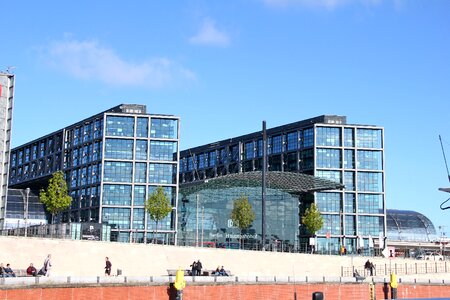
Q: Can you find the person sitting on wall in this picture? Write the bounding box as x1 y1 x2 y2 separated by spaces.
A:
26 263 37 276
353 269 365 282
219 266 228 276
3 264 15 277
0 263 6 277
213 266 220 275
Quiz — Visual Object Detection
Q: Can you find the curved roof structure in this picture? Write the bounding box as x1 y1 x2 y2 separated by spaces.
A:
180 171 345 196
387 209 438 242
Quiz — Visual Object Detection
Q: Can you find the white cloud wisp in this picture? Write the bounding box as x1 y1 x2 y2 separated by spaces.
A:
41 38 196 88
189 19 230 47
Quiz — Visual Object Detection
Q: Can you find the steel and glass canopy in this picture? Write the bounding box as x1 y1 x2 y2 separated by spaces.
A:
180 171 345 196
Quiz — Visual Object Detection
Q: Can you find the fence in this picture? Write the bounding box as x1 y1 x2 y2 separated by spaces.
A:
342 260 449 277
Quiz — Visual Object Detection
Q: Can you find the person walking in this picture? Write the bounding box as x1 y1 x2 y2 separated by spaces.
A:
43 254 52 277
105 257 112 276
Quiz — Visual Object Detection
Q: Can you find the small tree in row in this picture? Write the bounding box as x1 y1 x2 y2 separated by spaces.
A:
145 186 173 243
230 196 255 249
39 171 72 224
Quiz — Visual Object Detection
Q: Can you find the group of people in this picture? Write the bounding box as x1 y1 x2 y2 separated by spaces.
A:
190 260 203 276
213 266 228 276
0 254 52 278
364 259 375 276
0 263 16 277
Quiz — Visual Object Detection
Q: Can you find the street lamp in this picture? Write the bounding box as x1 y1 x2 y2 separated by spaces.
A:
24 188 30 237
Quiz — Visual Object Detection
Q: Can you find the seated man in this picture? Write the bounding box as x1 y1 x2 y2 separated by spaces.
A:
0 263 5 277
219 266 228 276
26 263 37 276
353 269 365 282
3 264 16 277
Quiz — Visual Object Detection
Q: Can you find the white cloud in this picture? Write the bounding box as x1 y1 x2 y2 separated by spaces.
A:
263 0 383 10
41 38 196 88
189 19 230 47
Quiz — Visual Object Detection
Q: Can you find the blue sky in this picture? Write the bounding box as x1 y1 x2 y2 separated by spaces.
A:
2 0 450 235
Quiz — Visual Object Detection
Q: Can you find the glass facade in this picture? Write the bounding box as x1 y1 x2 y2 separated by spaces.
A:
178 187 299 251
8 104 180 244
179 115 385 254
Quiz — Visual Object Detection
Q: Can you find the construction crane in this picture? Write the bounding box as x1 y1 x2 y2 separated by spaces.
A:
439 135 450 210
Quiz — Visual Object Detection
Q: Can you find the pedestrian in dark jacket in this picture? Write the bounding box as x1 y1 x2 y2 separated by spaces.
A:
190 261 197 276
105 257 112 276
196 260 203 276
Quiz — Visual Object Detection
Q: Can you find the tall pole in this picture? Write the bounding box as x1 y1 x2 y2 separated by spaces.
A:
195 194 199 247
262 121 267 251
201 206 204 247
24 188 30 237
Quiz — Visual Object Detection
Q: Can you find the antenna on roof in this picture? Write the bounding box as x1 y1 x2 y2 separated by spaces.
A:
438 135 450 210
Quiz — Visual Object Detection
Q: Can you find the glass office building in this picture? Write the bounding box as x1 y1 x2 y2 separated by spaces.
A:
179 115 385 253
7 104 180 243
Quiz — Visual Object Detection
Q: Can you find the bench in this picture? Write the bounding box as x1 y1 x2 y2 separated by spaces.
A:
353 270 365 282
167 269 232 276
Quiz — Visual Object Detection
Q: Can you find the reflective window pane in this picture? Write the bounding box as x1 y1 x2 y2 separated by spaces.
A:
106 116 134 137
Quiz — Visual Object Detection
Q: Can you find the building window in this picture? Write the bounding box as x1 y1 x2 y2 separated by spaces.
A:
136 117 149 138
357 150 382 170
105 138 133 160
150 118 178 139
135 140 148 160
272 135 282 154
73 128 81 146
93 141 102 161
134 162 147 183
147 211 173 231
318 214 340 235
344 150 354 169
345 215 356 235
106 116 134 137
133 208 145 229
356 129 382 149
344 193 355 213
102 184 132 206
344 128 354 147
286 132 298 151
358 194 383 214
316 127 341 147
316 170 341 184
72 148 79 167
302 128 314 148
245 142 255 160
102 207 131 229
94 119 103 139
316 148 341 168
149 163 175 184
150 141 177 161
344 171 355 191
300 149 314 170
358 216 384 236
134 186 146 206
208 151 216 167
104 161 133 182
316 192 341 213
357 172 383 192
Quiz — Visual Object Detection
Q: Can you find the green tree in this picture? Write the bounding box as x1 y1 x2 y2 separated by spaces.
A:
230 196 255 249
39 171 72 224
145 186 173 243
301 203 324 235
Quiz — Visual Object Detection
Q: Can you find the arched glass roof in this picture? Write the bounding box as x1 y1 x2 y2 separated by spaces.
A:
386 209 437 242
180 171 345 196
